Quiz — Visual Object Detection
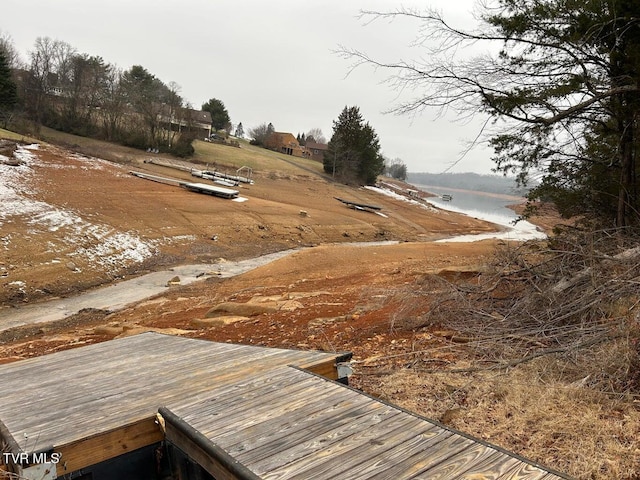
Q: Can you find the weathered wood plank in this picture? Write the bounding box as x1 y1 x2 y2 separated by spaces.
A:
229 400 398 465
163 416 259 480
297 358 340 379
0 333 341 458
360 441 518 480
54 417 163 476
214 390 377 453
178 376 352 439
254 414 428 478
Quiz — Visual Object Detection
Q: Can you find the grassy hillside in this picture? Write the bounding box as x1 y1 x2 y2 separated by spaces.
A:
192 139 325 175
0 128 37 143
0 126 325 177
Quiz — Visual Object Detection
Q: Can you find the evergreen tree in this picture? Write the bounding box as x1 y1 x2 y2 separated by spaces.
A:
201 98 230 131
324 106 384 185
0 48 17 128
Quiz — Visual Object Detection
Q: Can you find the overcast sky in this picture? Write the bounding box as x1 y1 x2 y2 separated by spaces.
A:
3 0 497 174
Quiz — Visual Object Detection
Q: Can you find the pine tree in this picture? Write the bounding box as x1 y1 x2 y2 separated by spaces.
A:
324 106 384 185
201 98 230 131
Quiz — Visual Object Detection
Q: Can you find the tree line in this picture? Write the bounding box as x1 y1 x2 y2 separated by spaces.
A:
0 32 397 185
0 34 235 157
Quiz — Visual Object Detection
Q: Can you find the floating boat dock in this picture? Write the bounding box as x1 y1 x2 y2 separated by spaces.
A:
129 171 239 199
335 196 383 212
179 181 239 199
192 168 253 185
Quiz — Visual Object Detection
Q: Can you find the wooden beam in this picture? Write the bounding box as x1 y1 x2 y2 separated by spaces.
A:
298 352 352 380
160 408 261 480
55 417 163 475
298 358 339 380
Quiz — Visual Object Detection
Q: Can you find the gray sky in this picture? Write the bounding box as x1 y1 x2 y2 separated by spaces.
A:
3 0 496 174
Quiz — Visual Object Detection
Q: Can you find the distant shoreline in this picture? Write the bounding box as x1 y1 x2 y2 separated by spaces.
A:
413 183 526 202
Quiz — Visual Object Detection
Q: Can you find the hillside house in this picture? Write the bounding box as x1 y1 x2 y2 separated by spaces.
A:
0 332 569 480
265 132 310 158
305 140 329 162
158 107 212 139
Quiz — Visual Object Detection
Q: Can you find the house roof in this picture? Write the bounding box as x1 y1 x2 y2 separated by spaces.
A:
182 108 211 124
306 141 328 150
157 106 212 124
268 132 298 144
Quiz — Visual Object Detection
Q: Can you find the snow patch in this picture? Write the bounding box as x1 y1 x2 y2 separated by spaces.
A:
0 144 167 274
365 185 438 212
367 184 545 242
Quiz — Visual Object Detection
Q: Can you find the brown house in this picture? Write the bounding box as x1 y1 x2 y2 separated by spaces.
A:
158 106 212 139
305 140 329 162
265 132 310 158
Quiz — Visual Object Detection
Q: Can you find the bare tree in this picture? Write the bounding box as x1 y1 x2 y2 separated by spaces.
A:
306 127 326 144
339 2 640 226
99 65 126 141
62 54 109 133
249 122 271 146
26 37 77 125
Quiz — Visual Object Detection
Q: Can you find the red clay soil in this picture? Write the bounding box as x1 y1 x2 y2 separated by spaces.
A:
0 139 501 359
7 138 606 478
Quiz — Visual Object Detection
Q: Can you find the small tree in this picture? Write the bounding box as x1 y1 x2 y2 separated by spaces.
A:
170 130 196 158
201 98 230 131
0 30 20 69
306 127 326 144
249 122 271 146
324 106 384 184
385 158 407 181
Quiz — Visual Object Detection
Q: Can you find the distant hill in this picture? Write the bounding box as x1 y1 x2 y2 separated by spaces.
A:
407 172 531 196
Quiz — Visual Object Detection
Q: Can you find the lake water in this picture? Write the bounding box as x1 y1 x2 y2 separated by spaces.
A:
413 184 546 242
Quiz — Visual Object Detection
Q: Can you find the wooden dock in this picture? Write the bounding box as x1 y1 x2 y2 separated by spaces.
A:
129 171 239 199
0 333 570 479
160 366 568 479
0 333 345 477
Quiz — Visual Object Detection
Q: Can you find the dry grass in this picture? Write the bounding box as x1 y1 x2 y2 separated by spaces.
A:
5 125 327 176
0 128 37 143
364 363 640 479
352 230 640 479
192 139 325 175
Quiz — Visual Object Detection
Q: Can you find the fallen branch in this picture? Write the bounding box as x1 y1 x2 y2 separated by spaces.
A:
416 332 622 374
